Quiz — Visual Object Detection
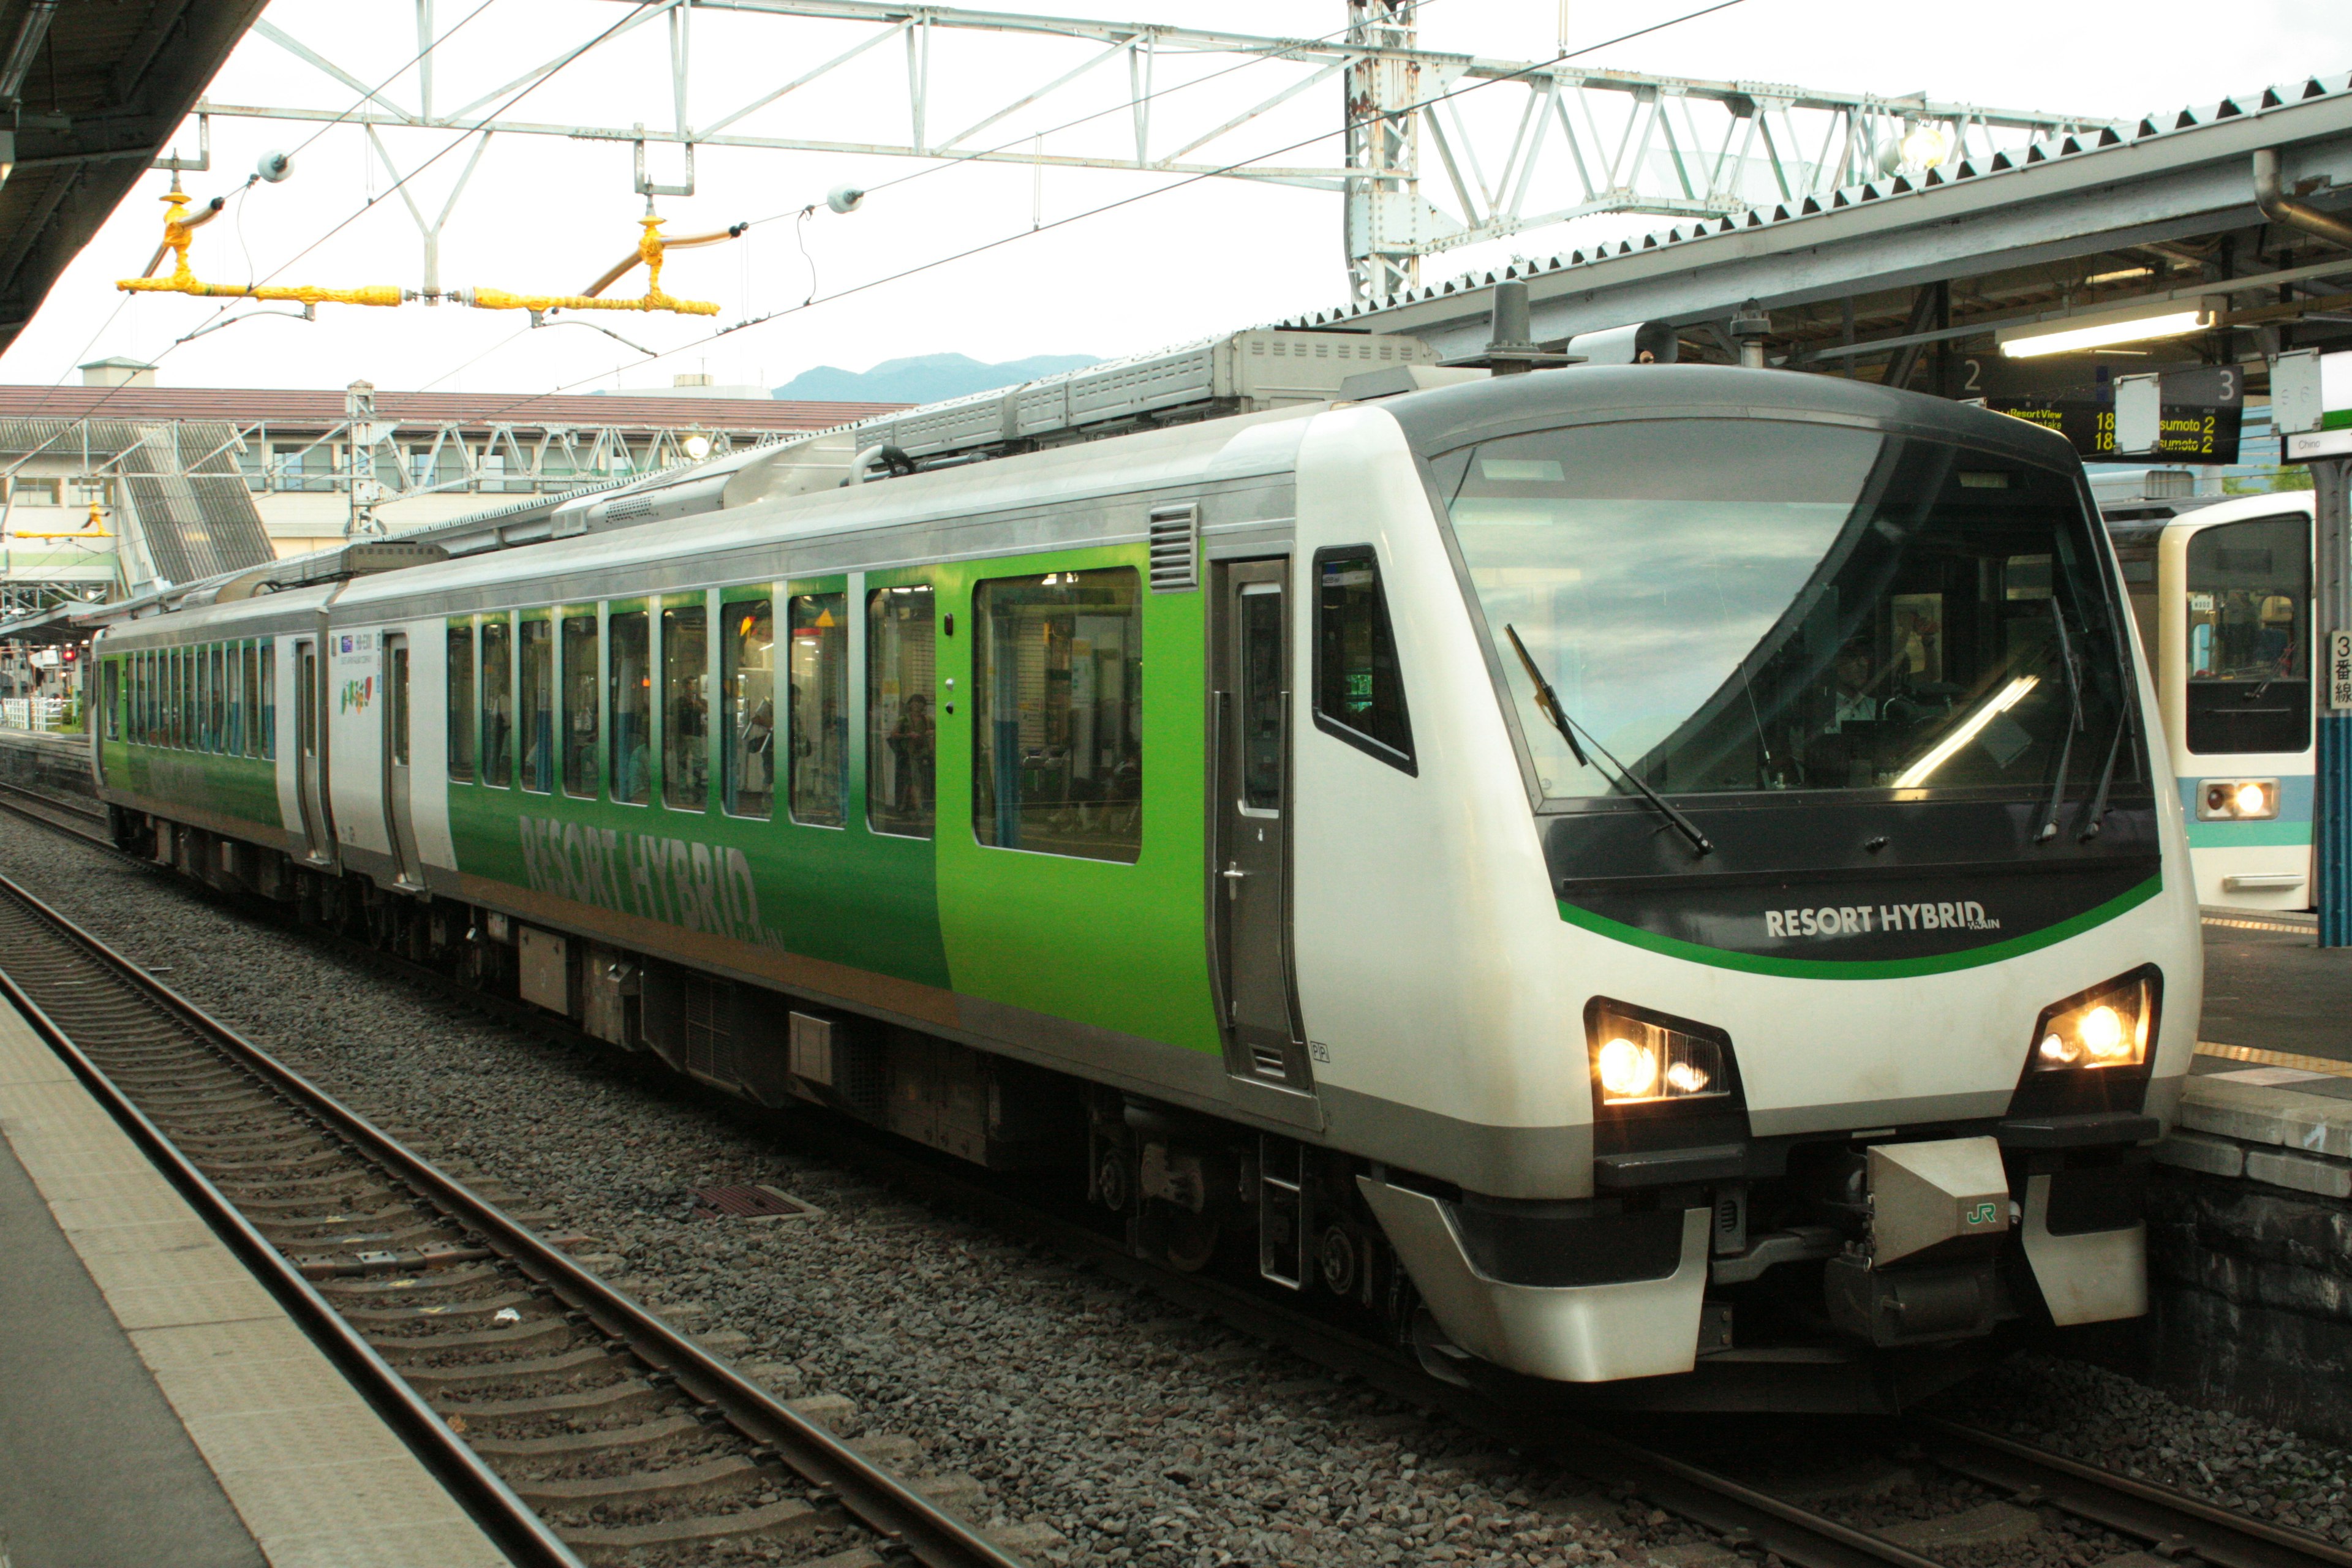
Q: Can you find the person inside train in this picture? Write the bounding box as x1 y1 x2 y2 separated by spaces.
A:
888 693 933 815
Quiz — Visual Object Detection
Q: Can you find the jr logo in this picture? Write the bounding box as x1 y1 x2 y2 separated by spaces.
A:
1966 1201 2000 1226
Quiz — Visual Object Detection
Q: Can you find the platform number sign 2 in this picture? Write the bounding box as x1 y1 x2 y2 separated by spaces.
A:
2331 631 2352 712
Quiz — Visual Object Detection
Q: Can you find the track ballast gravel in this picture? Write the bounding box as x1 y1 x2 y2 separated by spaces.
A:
9 817 2351 1568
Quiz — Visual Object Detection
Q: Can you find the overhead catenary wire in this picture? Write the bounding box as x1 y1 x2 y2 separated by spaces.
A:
446 0 1747 425
3 0 514 433
17 0 662 448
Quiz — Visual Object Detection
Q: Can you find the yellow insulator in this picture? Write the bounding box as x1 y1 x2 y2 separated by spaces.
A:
461 212 728 318
115 181 402 307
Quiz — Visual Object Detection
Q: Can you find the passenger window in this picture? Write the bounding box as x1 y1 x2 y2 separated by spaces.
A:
259 639 275 760
104 660 119 739
609 610 652 804
226 644 243 756
447 625 475 781
1240 585 1283 810
391 642 411 766
480 617 513 786
662 603 708 810
177 648 190 748
788 592 848 827
971 569 1142 861
299 647 316 758
211 646 225 753
722 599 775 820
1313 548 1414 772
2187 514 2311 755
519 619 554 793
562 614 598 797
867 586 935 838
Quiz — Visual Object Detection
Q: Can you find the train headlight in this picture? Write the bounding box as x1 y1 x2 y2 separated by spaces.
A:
2029 971 2155 1075
2198 778 2278 820
1588 1002 1729 1106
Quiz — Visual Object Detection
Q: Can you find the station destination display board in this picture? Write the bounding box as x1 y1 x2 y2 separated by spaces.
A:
2279 347 2352 462
1972 358 2243 464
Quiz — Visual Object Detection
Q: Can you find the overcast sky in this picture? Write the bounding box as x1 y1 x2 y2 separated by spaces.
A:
1 0 2343 398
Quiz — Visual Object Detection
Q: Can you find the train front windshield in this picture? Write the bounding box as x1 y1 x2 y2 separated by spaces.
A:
1432 418 2139 804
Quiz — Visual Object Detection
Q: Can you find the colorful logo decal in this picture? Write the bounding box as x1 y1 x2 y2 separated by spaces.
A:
339 676 373 714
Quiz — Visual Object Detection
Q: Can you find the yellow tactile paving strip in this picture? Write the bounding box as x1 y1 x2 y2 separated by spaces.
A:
2200 915 2319 935
2195 1040 2352 1079
0 1000 512 1568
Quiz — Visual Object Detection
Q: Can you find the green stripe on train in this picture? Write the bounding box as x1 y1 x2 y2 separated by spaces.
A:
2186 820 2313 848
1555 875 2163 979
445 545 1224 1058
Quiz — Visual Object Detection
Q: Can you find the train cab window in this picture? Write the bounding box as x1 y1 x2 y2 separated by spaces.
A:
1312 549 1415 772
610 610 652 804
481 617 513 787
867 586 936 838
447 625 476 781
662 603 709 811
722 599 775 820
519 618 554 793
2187 514 2310 755
562 614 598 798
103 660 119 739
788 592 848 827
1436 420 2139 801
258 638 276 760
972 568 1142 862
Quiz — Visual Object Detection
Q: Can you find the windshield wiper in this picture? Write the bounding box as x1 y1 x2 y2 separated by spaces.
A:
1504 624 1713 857
2074 693 2133 842
2032 595 2086 843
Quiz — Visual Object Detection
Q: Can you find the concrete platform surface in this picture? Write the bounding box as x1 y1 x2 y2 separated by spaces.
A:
0 998 511 1568
2198 907 2352 1062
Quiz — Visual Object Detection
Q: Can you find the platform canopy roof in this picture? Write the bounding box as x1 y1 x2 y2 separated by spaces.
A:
1281 70 2352 384
0 0 268 358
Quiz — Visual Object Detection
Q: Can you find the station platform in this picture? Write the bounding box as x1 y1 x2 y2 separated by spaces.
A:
0 999 511 1567
2197 907 2352 1066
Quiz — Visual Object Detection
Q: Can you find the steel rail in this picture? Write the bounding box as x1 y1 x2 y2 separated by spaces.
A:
0 874 584 1568
1913 1415 2352 1568
0 868 1028 1568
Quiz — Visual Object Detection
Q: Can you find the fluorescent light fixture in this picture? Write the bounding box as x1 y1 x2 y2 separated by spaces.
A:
1893 675 2040 788
1997 301 2210 358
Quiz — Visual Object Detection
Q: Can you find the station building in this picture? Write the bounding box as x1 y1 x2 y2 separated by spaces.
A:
0 361 897 618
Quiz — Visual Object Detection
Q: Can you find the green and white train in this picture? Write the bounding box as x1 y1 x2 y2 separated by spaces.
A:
85 352 2199 1405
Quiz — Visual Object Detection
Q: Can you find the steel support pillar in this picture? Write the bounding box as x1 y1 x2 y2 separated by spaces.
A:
2315 456 2352 944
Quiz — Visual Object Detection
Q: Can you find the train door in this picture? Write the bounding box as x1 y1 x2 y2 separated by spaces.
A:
1212 559 1313 1091
382 633 423 889
293 638 332 863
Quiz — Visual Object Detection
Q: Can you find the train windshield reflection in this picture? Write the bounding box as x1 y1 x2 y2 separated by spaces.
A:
1433 417 2139 804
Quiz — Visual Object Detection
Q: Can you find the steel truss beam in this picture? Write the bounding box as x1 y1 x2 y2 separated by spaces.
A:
195 0 2109 300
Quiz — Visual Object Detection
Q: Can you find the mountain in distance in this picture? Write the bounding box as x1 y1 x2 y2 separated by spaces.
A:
774 352 1099 405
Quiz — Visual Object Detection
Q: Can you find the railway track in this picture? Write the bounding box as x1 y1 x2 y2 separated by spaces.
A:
4 796 2350 1568
0 867 1027 1568
0 775 111 840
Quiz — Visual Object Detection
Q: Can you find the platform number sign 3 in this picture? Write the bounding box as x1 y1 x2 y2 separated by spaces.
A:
2332 631 2352 712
